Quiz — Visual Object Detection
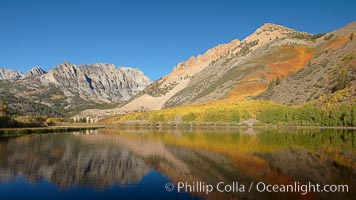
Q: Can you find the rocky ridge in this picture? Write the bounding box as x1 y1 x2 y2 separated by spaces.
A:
23 66 46 78
0 68 23 80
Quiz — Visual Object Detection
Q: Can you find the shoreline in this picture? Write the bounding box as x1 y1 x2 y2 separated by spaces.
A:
99 121 356 130
1 123 355 136
0 126 104 136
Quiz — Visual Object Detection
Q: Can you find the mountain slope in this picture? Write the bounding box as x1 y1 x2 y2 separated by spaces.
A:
123 23 310 110
133 24 313 106
0 91 63 117
77 22 356 121
257 22 356 105
121 39 242 111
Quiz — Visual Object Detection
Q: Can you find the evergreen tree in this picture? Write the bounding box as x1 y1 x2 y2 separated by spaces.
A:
276 76 281 85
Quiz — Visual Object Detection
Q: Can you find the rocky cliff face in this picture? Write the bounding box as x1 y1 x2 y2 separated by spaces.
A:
0 68 23 80
0 62 152 116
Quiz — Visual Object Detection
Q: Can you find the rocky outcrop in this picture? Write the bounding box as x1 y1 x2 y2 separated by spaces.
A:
0 68 23 80
23 66 46 78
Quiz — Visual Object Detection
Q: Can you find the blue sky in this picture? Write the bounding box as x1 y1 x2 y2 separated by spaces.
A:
0 0 355 80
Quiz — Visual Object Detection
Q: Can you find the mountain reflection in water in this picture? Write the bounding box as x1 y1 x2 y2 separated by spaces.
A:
0 128 355 200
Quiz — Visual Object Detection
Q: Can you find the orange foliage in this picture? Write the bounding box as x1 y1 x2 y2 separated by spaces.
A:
267 45 315 80
228 82 268 100
326 35 349 49
226 45 314 101
98 116 121 123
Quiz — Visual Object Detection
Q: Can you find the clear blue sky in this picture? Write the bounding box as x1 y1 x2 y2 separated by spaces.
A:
0 0 355 80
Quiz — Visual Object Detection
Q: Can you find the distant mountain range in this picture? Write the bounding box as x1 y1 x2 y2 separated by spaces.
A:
0 62 151 116
1 22 355 120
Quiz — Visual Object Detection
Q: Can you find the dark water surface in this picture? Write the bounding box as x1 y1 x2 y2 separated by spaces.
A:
0 128 355 200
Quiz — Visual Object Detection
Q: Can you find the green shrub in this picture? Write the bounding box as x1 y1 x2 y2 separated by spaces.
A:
257 103 356 126
183 112 196 121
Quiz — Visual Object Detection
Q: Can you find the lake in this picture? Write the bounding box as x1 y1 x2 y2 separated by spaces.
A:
0 127 355 200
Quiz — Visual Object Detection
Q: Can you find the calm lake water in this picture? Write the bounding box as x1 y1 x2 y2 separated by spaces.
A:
0 128 355 200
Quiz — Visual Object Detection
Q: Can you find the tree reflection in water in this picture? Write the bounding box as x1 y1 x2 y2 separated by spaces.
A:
0 128 354 200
